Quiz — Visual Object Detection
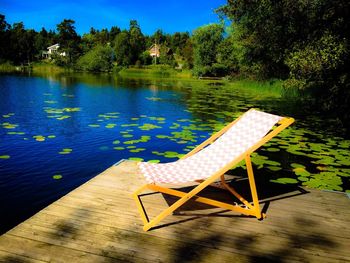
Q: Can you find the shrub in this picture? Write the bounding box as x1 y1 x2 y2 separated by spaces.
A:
76 45 113 72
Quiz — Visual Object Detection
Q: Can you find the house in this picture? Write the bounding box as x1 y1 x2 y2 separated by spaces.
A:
42 44 66 59
148 44 160 58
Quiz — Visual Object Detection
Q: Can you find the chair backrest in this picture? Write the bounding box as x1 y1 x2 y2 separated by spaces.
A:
169 110 282 181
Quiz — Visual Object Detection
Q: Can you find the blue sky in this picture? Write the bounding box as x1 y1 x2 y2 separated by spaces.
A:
0 0 226 35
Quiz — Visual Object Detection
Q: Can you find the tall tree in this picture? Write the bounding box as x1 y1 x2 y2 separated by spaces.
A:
114 31 130 66
56 19 81 64
192 23 224 76
128 20 145 64
0 14 10 62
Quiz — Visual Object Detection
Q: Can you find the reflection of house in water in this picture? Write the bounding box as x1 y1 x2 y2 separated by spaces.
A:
42 44 66 59
149 84 159 93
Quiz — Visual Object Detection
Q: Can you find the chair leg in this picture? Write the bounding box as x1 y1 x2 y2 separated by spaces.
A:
245 154 263 219
133 154 263 231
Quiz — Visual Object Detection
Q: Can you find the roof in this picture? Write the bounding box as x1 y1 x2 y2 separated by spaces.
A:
47 44 60 50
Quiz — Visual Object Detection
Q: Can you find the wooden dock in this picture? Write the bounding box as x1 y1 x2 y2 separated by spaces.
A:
0 160 349 262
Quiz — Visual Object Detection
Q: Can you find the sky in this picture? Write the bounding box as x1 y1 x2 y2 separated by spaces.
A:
0 0 227 35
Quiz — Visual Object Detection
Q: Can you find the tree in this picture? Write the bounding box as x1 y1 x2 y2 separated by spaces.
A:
192 23 224 76
0 14 10 62
114 31 130 66
76 45 113 72
110 26 121 41
56 19 81 64
182 38 194 69
218 0 350 127
128 20 145 65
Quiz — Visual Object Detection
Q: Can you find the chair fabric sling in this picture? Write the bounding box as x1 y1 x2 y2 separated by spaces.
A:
133 109 294 231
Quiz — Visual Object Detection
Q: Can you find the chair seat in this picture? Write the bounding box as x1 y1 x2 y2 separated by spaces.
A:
139 110 282 184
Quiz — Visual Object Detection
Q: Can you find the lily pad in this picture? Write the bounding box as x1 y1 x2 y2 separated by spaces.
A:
270 178 298 184
290 163 306 169
293 167 310 177
53 174 62 180
129 157 144 162
266 147 280 152
0 155 10 159
148 159 160 163
113 147 125 150
33 135 45 142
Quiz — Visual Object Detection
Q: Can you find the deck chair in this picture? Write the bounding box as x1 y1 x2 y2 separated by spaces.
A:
133 109 294 231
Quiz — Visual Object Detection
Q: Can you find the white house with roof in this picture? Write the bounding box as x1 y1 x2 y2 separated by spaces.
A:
42 44 66 59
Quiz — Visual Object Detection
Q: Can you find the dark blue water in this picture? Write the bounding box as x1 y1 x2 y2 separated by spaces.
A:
0 74 209 233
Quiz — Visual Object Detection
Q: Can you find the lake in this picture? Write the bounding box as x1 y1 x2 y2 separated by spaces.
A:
0 73 349 234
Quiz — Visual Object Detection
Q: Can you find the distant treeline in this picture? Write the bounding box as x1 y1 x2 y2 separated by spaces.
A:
0 16 193 71
0 0 349 128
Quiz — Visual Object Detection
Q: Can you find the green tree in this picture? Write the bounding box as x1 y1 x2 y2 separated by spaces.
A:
76 45 113 72
218 0 350 127
56 19 81 64
114 31 130 66
181 38 194 69
110 26 121 41
0 14 10 62
192 23 224 76
128 20 145 65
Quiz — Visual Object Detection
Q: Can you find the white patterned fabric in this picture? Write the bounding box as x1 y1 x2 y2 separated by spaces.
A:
138 109 282 184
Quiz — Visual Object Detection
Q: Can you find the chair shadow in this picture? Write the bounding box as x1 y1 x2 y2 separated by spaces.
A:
139 174 308 230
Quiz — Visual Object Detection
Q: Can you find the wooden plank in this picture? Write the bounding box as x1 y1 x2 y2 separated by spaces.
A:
0 160 349 263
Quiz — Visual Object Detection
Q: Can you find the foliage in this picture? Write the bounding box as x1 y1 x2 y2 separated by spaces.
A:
114 31 131 66
56 19 81 65
76 45 113 72
192 23 225 77
218 0 350 128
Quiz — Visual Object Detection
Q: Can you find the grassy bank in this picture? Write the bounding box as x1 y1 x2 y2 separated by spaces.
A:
2 62 287 99
226 79 285 97
118 65 192 78
31 62 71 74
0 62 20 73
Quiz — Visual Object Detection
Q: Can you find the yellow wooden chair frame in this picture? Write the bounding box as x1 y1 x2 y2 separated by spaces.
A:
133 110 294 231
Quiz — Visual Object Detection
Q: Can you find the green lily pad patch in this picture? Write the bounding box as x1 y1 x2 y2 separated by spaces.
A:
53 174 62 180
128 157 144 162
56 115 71 120
303 173 343 191
0 155 10 159
266 147 280 152
130 148 146 153
7 131 25 135
113 147 125 150
270 178 298 184
2 123 18 129
293 167 310 177
105 124 116 128
33 135 45 142
290 163 306 169
266 166 282 171
44 100 57 104
147 159 160 163
138 123 161 131
126 146 136 149
59 148 72 154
